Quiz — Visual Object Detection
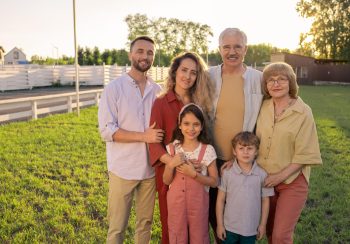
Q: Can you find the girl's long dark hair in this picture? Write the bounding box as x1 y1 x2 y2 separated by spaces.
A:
171 104 210 145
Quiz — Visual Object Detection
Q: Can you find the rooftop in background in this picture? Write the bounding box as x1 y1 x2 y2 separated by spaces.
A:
271 52 350 85
314 59 349 64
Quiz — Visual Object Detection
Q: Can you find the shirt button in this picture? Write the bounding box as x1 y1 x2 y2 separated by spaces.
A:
182 189 185 192
264 157 267 160
182 177 185 180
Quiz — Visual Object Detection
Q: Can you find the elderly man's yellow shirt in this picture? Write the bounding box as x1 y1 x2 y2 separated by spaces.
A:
256 97 322 184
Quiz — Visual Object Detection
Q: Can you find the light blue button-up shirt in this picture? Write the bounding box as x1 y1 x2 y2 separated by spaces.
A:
98 73 161 180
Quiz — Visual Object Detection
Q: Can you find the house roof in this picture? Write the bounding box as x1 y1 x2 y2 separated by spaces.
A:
315 58 348 64
273 52 349 64
4 47 26 57
272 52 315 60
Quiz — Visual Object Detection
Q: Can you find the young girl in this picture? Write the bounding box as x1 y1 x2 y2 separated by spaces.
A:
163 103 218 244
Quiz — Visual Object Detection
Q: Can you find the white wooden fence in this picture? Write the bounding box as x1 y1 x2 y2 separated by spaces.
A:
0 64 169 91
0 89 103 123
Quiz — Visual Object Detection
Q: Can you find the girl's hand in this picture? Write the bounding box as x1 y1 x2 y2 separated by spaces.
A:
176 162 196 178
216 225 226 241
169 153 185 169
257 224 266 240
188 159 202 173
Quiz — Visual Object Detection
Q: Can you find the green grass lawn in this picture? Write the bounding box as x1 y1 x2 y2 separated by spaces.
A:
0 85 349 243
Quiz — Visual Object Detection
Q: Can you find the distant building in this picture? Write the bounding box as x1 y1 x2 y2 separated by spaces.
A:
0 46 5 65
271 52 350 85
4 47 28 65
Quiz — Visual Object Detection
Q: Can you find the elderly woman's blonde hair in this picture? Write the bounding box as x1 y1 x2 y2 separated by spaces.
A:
262 62 299 99
163 52 215 120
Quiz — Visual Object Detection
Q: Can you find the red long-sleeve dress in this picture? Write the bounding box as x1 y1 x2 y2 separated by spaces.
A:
149 90 183 244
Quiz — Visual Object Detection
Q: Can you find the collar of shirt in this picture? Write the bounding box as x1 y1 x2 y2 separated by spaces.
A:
125 73 155 95
267 96 305 120
174 140 202 154
165 90 178 103
165 90 184 113
232 159 259 176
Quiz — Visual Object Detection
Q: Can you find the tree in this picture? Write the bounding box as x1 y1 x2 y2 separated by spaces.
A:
124 13 151 46
244 44 289 66
296 0 350 60
78 46 85 65
113 49 130 65
31 55 45 65
124 14 213 58
84 47 94 65
93 47 102 65
58 55 74 65
101 49 112 65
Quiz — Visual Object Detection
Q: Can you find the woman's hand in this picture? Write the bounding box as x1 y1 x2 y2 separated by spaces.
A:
220 160 233 175
264 172 285 187
264 163 304 187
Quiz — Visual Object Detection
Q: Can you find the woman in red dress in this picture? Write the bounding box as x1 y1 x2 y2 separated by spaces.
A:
149 52 214 244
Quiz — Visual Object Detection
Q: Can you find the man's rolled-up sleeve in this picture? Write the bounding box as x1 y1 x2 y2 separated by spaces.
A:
98 84 120 142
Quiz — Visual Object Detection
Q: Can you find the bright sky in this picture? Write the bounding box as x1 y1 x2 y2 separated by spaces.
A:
1 0 312 59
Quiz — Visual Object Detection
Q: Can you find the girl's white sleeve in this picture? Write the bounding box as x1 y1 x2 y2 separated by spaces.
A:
203 144 217 166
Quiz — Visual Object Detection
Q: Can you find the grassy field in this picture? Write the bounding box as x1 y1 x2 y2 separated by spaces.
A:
0 85 349 243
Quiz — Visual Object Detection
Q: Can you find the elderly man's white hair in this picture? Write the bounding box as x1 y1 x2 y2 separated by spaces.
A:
219 28 248 46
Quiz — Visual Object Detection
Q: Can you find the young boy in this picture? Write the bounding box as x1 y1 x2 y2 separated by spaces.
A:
216 131 274 243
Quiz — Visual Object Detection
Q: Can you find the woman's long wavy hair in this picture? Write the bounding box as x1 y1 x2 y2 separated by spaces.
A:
163 52 215 121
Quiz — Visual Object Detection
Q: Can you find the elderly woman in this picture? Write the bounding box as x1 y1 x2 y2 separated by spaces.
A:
256 62 322 244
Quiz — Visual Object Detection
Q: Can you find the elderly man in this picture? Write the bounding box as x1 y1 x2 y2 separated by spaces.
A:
209 28 263 243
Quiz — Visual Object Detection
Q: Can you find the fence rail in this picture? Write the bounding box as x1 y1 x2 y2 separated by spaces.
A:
0 89 103 123
0 64 169 91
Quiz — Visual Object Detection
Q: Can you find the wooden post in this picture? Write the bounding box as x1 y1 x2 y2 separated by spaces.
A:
32 100 37 120
124 63 128 74
156 65 159 81
27 67 32 90
102 62 106 86
68 96 72 113
95 92 100 106
73 0 80 116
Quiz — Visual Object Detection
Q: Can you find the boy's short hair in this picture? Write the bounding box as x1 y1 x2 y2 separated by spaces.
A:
231 131 260 150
